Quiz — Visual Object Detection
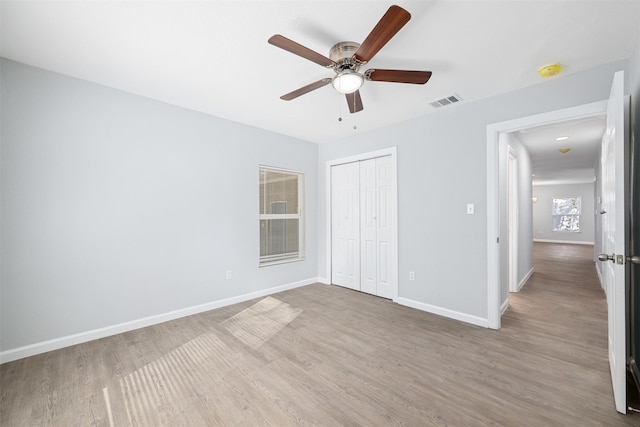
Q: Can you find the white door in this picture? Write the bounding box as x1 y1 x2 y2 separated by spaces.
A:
599 70 627 414
331 155 395 298
359 156 394 298
331 162 360 290
360 159 377 294
374 156 394 298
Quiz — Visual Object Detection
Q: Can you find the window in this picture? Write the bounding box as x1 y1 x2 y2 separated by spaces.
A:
259 166 305 266
552 196 581 232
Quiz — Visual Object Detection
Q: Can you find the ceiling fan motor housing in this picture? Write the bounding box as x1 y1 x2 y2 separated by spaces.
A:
330 41 362 71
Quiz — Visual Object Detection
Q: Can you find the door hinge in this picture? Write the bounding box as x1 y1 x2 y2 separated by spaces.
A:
497 237 499 244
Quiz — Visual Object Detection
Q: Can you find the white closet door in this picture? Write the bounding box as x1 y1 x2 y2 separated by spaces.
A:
375 156 394 299
360 156 393 297
331 162 360 290
360 159 377 295
332 155 394 298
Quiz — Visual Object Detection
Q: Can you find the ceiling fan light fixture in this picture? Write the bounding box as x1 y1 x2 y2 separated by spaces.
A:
332 71 364 94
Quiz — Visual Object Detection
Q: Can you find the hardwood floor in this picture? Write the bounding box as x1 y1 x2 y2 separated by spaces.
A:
1 242 637 425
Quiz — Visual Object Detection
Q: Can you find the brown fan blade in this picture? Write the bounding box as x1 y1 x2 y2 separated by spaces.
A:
268 34 335 67
280 79 332 101
345 90 363 113
365 69 432 84
354 5 411 63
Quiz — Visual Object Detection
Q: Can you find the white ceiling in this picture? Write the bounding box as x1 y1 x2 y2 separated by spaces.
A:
1 0 639 145
515 115 606 186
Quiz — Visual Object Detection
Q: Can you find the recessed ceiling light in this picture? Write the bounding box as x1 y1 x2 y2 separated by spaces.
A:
556 136 569 141
559 147 571 154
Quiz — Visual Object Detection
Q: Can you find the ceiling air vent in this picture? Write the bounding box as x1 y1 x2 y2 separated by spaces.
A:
430 94 462 109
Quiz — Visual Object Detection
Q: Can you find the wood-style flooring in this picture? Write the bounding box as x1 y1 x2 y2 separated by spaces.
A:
1 242 638 425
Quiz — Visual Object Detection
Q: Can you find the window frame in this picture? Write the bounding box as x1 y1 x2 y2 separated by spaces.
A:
551 195 582 233
259 165 305 267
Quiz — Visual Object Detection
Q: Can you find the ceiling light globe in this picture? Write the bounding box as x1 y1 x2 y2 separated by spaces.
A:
332 71 364 94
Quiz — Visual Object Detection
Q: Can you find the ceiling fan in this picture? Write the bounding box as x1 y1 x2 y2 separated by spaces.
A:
268 5 432 114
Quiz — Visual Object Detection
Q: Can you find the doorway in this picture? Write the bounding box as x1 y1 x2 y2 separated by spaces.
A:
487 100 608 329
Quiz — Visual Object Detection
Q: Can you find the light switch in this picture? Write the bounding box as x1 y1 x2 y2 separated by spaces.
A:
467 204 475 215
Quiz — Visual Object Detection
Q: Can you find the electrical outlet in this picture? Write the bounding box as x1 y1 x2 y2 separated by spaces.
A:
226 270 232 279
466 203 475 215
409 271 415 281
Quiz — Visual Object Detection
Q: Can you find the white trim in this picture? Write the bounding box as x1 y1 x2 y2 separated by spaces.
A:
396 297 489 328
317 277 331 285
487 100 608 330
500 299 510 315
507 148 519 293
486 122 501 329
260 214 300 220
533 239 595 245
0 278 319 364
325 147 398 300
326 147 397 167
533 179 597 186
516 267 535 292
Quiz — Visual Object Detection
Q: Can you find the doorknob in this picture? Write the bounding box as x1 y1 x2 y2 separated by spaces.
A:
599 253 640 264
598 253 615 262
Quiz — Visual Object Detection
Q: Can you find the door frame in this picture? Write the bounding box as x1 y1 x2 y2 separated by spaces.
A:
325 146 399 300
508 148 519 293
486 100 608 329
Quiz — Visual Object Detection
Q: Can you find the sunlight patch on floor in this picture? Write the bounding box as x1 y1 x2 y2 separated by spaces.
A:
111 331 240 425
221 296 302 350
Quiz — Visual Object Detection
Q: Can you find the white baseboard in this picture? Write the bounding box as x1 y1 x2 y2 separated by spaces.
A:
500 298 510 315
395 297 489 328
0 277 319 364
533 239 594 245
317 277 330 285
516 267 534 292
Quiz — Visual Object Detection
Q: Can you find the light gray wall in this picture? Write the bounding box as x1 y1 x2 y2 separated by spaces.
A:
1 54 634 353
532 183 595 243
514 140 534 284
498 134 533 303
318 60 628 320
0 59 318 352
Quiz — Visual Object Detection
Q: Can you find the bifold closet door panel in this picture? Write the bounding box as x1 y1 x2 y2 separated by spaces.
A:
375 155 393 299
361 156 393 297
331 162 361 290
360 159 377 295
